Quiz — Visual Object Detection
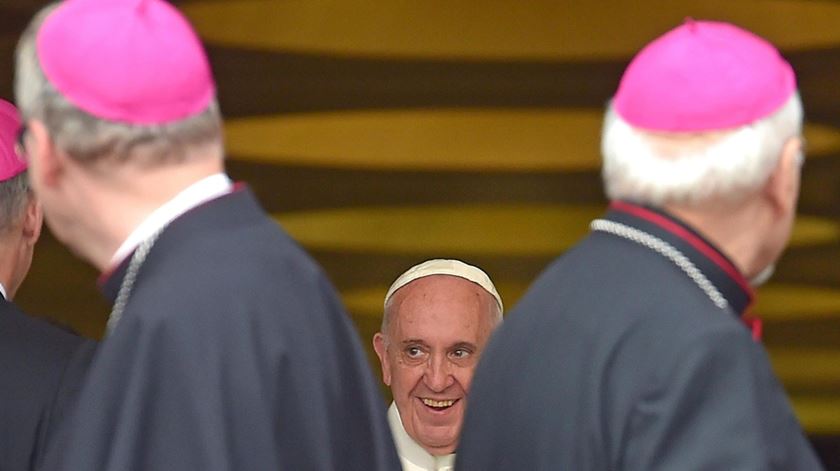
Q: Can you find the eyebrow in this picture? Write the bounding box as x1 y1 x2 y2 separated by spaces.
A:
399 339 478 350
450 341 477 351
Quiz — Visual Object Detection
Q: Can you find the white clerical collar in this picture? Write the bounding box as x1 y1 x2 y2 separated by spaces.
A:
387 402 455 471
109 173 233 267
0 282 6 300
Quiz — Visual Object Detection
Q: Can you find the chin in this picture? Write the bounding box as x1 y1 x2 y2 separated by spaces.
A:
417 431 459 455
424 441 458 456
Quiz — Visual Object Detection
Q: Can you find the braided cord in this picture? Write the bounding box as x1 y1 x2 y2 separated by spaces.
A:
105 229 164 336
590 219 729 310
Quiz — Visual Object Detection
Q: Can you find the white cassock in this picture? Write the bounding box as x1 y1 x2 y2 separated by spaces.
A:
387 403 456 471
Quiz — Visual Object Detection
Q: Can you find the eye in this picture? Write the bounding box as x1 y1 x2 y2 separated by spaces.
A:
450 348 472 359
403 345 428 362
406 346 423 358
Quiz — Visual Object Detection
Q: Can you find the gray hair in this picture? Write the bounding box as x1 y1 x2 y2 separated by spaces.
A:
0 172 32 232
601 93 803 206
14 3 224 167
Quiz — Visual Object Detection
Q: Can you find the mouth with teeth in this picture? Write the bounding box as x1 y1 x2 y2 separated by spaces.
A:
421 398 459 410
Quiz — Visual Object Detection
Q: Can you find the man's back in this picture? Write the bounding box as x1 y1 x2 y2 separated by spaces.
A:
47 188 399 470
0 298 93 471
457 206 821 470
15 1 399 468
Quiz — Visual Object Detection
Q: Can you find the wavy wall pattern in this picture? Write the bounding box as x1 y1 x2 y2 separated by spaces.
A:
1 0 838 464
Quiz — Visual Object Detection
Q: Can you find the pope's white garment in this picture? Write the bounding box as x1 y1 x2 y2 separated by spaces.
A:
387 402 456 471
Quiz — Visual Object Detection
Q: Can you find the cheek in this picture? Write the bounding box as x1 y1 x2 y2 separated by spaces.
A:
390 363 425 394
40 199 69 231
454 367 477 394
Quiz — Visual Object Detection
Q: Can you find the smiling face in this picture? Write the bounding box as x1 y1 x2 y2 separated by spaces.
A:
373 275 499 456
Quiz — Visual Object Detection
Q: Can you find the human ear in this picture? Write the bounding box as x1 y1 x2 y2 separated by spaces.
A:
764 136 802 216
27 119 64 188
20 197 42 245
373 332 392 386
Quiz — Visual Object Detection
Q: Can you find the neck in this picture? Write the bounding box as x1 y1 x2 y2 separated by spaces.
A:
388 402 456 465
71 156 225 271
663 197 772 279
0 233 24 299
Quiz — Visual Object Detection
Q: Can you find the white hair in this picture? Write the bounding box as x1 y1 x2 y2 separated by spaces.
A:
14 3 223 167
601 93 803 206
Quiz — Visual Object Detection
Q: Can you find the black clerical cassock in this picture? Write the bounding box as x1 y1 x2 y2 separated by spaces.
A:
457 201 822 470
0 294 94 471
42 188 399 470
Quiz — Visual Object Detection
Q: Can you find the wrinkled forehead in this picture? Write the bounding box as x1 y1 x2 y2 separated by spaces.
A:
390 274 494 308
387 275 496 341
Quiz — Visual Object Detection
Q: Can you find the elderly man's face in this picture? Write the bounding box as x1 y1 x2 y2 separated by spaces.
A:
373 275 498 456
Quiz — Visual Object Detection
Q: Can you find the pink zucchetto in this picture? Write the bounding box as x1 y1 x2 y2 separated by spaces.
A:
613 20 796 132
0 99 26 182
36 0 215 125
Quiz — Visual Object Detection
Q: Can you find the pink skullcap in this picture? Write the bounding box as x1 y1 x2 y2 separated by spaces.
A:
0 99 26 182
613 20 796 132
36 0 215 125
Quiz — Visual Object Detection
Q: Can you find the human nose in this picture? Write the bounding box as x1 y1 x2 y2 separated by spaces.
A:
423 354 454 392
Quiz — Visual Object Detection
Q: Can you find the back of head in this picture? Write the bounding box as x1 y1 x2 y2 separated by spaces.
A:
601 20 802 207
15 0 223 168
0 98 38 300
0 98 31 232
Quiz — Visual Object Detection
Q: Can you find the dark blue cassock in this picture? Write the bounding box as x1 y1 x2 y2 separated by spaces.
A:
42 188 399 471
0 296 95 471
457 201 823 470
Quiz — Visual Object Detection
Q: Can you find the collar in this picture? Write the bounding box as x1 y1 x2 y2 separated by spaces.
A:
108 173 233 269
97 184 252 302
387 402 455 471
0 282 6 300
605 200 755 317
